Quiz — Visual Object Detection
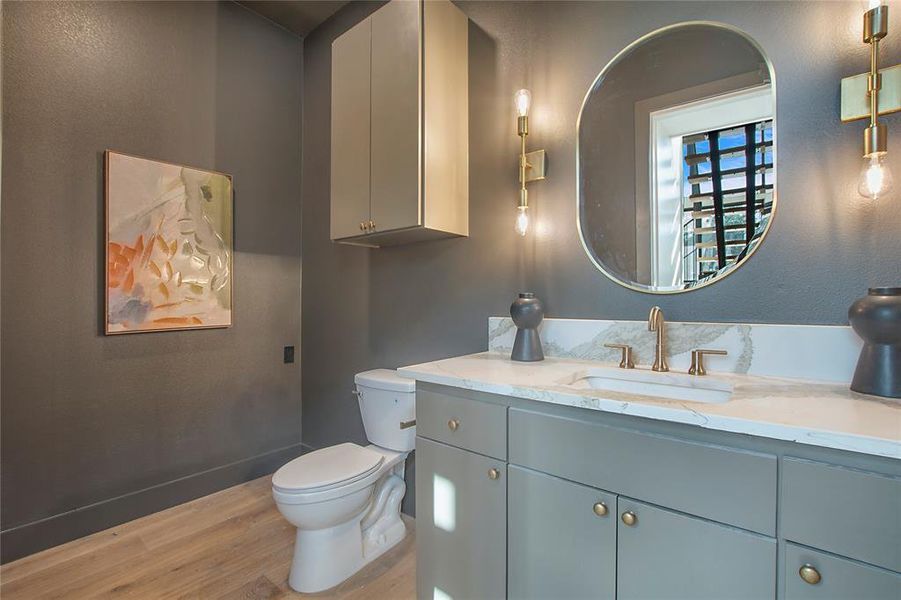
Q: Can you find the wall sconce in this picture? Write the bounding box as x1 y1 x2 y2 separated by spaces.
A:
514 89 547 236
842 0 898 200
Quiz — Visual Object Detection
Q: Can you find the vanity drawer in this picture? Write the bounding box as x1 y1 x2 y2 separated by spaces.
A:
508 408 777 535
782 457 901 572
416 388 507 459
784 543 901 600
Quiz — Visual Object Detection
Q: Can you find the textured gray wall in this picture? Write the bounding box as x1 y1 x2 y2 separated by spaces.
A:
302 0 900 517
1 0 303 562
518 1 901 323
301 0 530 514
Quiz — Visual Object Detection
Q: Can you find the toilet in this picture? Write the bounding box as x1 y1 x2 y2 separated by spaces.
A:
272 369 415 593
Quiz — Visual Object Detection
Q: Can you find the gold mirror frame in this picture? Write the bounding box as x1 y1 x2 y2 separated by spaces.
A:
575 21 778 295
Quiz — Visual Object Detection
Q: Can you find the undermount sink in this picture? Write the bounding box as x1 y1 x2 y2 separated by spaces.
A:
562 367 734 404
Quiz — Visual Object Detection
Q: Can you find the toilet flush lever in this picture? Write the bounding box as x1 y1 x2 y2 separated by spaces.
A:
399 419 416 430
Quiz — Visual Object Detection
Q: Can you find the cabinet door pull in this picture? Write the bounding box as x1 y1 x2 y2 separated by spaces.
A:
593 502 608 517
799 565 821 585
621 511 637 526
447 419 460 431
488 468 501 480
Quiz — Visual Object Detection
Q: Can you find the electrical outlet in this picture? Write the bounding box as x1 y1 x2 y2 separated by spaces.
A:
283 346 295 364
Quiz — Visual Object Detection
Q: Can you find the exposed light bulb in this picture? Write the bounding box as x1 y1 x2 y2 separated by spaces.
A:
515 206 530 236
858 154 895 200
514 89 531 117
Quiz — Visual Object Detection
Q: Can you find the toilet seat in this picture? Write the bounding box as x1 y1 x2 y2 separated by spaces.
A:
273 443 385 496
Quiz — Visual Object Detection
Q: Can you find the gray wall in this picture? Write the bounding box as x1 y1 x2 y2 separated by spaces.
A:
1 0 303 562
519 1 901 323
302 0 900 516
301 0 531 514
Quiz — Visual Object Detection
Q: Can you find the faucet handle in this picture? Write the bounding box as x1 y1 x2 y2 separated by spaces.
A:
605 343 635 369
688 349 728 376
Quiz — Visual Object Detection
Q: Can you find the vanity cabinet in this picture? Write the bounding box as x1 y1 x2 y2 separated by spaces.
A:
330 0 468 247
415 383 901 599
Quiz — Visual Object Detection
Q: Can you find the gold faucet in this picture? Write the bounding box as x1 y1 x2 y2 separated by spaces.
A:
648 306 669 372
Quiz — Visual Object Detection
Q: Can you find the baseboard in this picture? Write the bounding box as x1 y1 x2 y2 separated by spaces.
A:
0 442 312 564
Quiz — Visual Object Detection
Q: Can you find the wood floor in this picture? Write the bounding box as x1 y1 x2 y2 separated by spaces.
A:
0 476 416 599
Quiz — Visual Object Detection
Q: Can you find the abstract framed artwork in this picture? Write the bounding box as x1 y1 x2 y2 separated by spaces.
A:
105 151 233 334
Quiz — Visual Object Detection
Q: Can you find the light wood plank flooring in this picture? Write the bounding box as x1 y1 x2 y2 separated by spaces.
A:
0 476 416 599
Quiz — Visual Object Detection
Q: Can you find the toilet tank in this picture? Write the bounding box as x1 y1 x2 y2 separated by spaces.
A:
355 369 416 452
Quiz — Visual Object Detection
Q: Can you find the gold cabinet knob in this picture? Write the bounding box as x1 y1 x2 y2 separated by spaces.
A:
447 419 460 431
593 502 608 517
488 468 501 480
368 220 375 230
799 565 821 585
359 222 366 231
621 511 637 526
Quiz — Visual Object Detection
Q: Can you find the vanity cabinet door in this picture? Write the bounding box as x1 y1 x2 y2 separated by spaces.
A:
507 466 616 600
416 437 506 600
617 498 776 600
330 17 371 240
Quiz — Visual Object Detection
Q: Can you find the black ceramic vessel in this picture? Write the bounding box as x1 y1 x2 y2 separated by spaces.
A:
849 287 901 398
510 293 544 362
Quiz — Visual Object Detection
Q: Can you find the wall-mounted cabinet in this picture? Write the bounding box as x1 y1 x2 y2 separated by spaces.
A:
330 0 468 247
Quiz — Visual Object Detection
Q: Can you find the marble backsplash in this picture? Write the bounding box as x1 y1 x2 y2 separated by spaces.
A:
488 317 863 384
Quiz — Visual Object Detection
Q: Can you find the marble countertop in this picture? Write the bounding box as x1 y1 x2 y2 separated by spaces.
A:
398 352 901 460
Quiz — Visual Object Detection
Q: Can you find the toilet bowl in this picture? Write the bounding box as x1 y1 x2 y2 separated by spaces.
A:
272 369 415 593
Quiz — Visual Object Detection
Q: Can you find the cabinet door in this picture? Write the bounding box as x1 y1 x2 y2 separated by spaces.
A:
784 543 901 600
370 0 421 233
330 17 371 240
508 466 616 600
617 498 776 600
416 437 506 600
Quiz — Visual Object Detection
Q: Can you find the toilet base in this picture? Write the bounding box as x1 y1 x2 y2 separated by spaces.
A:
287 469 407 593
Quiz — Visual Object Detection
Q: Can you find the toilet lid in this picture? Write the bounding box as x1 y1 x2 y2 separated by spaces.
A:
272 443 384 492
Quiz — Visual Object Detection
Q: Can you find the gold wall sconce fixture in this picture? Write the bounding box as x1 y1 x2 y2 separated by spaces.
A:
514 89 547 236
842 0 898 200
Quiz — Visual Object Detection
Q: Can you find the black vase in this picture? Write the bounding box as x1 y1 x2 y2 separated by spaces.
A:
849 287 901 398
510 293 544 362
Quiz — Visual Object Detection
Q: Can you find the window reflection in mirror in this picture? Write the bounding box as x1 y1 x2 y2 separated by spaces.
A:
577 23 776 293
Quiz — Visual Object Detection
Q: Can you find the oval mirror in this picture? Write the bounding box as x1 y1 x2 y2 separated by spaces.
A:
577 23 776 293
